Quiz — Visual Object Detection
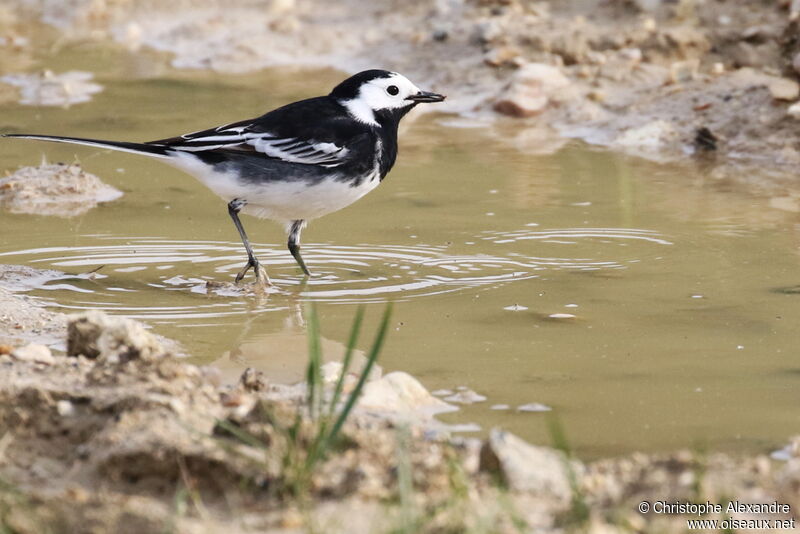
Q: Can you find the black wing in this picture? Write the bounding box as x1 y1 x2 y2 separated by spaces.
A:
147 96 372 168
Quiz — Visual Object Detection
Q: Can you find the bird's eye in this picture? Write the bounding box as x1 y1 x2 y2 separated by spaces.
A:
386 85 399 96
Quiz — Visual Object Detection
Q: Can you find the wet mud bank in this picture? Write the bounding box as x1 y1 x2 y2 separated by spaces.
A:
2 308 800 533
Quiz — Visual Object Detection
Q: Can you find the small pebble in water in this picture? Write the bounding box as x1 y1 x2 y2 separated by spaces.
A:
517 403 552 412
737 345 744 350
431 389 454 397
547 313 576 320
564 303 578 308
490 404 510 410
444 389 487 404
504 304 528 311
691 294 704 299
771 446 793 461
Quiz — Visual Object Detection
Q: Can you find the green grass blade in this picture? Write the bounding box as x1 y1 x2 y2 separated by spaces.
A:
305 303 323 420
327 305 365 418
325 303 392 448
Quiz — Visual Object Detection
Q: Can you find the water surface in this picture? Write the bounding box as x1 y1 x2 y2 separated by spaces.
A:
2 40 800 457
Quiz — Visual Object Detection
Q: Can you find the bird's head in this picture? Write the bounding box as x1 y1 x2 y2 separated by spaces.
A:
330 69 445 126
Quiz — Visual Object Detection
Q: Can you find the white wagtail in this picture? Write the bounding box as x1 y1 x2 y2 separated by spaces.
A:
3 69 445 287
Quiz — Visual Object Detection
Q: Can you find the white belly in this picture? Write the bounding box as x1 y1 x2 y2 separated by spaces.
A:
169 153 381 225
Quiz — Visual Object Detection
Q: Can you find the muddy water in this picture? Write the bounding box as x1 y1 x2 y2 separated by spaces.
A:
2 45 800 457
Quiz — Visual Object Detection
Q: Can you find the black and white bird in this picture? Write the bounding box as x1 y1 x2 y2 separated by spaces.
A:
3 69 445 287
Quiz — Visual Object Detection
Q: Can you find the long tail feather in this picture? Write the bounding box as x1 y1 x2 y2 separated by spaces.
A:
2 134 173 159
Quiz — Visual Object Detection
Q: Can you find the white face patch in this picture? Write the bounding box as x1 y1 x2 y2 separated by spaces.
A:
340 72 421 125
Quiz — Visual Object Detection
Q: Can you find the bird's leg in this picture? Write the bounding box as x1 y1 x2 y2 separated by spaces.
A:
288 219 311 277
227 198 270 287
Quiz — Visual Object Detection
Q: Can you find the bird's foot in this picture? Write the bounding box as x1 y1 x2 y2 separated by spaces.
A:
235 259 272 288
254 263 271 290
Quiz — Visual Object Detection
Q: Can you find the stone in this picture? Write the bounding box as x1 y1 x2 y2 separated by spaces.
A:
730 68 800 101
239 367 267 392
787 101 800 119
611 120 679 152
444 389 487 404
358 371 458 420
480 429 577 500
493 63 571 118
769 79 800 101
0 163 123 218
669 59 699 83
11 343 54 365
0 70 103 107
517 403 552 412
56 400 75 416
67 310 165 363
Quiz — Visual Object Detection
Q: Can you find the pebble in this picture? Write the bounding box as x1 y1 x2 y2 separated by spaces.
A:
444 389 487 404
493 63 570 118
547 313 576 320
480 429 575 499
517 403 552 412
12 343 55 365
1 70 103 107
56 400 75 416
768 77 800 101
787 101 800 119
358 371 458 419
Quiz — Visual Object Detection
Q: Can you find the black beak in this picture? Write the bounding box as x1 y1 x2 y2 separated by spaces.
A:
406 90 446 103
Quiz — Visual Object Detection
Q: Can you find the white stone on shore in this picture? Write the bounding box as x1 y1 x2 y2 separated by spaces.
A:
482 429 578 500
729 68 800 101
358 371 458 420
1 70 103 107
493 63 571 118
787 101 800 119
611 120 679 152
11 343 54 365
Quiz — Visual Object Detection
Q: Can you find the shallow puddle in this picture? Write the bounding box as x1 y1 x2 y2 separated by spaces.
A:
1 41 800 458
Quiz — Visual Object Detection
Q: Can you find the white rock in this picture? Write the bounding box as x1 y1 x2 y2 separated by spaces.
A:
493 63 571 118
611 120 679 152
788 102 800 119
730 68 800 101
11 343 54 365
1 70 103 107
483 429 578 500
517 403 552 412
56 400 75 416
444 389 487 404
358 371 458 420
769 78 800 101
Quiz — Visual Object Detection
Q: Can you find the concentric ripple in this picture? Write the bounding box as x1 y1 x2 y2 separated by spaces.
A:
0 227 671 321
